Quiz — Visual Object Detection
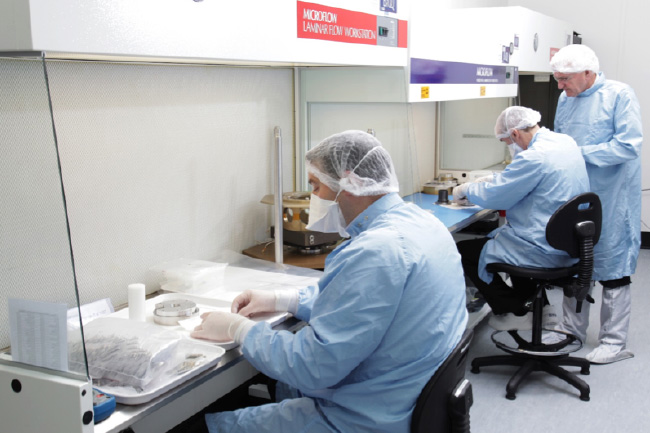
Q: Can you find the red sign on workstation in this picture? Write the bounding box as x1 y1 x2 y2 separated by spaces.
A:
297 1 407 48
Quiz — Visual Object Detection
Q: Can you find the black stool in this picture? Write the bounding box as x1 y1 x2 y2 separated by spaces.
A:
471 193 602 401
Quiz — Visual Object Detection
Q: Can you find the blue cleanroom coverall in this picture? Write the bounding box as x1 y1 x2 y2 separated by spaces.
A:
465 128 590 285
206 192 468 433
554 72 643 281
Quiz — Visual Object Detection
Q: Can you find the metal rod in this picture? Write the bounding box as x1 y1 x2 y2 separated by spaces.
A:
274 127 284 264
41 54 90 379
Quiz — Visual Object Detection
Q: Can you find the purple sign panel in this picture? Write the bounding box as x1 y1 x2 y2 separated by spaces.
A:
380 0 397 13
410 58 518 85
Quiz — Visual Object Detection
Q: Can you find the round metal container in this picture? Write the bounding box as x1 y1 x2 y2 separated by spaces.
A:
153 299 200 326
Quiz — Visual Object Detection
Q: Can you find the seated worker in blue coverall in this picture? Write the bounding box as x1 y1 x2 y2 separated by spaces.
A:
454 106 590 332
191 130 468 433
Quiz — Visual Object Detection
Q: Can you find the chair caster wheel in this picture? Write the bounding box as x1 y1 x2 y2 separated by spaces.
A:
506 393 516 400
580 394 590 402
581 367 590 375
471 366 480 374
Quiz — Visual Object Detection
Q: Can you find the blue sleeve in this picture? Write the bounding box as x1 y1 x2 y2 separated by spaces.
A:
581 88 643 167
294 284 319 322
241 233 407 391
466 155 541 210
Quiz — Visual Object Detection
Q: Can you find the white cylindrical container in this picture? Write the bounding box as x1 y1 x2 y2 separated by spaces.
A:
128 283 146 322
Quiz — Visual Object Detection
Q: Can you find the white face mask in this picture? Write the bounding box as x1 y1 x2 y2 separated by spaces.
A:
306 193 349 238
507 143 524 159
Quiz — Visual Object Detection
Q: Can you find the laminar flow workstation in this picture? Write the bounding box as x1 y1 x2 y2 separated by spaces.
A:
0 1 577 431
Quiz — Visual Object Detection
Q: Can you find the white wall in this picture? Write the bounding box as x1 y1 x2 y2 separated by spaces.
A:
507 0 650 233
0 59 294 349
298 67 438 194
307 102 420 194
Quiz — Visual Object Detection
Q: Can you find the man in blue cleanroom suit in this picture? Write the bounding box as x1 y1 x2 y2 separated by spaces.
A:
191 130 468 433
453 106 590 332
549 44 643 364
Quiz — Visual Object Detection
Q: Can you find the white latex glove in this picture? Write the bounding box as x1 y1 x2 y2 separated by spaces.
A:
232 289 299 317
191 311 254 344
452 183 471 205
474 174 494 183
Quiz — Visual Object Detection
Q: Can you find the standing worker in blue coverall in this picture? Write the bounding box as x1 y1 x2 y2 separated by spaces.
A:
191 130 468 433
453 106 590 332
548 44 643 364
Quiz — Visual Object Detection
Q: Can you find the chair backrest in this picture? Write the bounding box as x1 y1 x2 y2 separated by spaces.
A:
546 192 602 258
411 328 474 433
546 193 602 302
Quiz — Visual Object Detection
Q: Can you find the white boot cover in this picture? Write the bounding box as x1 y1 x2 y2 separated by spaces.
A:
587 285 634 364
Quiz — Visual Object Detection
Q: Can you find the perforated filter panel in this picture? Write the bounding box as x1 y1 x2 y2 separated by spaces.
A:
0 59 294 349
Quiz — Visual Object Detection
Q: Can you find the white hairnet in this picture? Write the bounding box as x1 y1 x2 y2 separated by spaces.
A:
550 44 600 74
494 106 541 139
305 130 399 196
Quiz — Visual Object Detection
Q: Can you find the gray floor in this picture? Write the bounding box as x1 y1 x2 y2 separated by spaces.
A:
466 249 650 433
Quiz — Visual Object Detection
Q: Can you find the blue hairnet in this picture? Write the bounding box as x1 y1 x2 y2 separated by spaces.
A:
305 130 399 196
494 106 541 139
550 44 600 74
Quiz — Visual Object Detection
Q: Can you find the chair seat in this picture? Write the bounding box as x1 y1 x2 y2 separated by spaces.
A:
487 262 579 281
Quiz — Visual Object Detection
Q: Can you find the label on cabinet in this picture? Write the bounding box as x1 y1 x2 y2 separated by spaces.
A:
297 1 407 48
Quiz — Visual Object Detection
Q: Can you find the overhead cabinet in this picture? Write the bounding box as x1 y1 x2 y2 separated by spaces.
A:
0 0 409 66
408 6 574 102
298 6 574 103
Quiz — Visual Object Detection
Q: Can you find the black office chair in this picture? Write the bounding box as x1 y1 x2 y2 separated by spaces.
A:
471 193 602 402
411 328 474 433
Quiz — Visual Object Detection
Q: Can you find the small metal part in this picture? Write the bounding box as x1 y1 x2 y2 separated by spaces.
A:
153 299 199 326
176 353 206 375
298 246 322 255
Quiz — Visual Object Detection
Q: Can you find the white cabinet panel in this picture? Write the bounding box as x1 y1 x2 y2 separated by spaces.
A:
1 0 409 66
407 6 574 102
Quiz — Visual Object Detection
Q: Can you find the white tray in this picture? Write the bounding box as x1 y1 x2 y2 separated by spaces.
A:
94 338 225 405
97 293 288 404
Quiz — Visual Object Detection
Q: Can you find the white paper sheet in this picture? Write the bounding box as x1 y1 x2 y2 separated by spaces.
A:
8 298 68 371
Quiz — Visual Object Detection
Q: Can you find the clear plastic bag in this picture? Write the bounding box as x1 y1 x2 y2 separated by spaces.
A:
150 258 227 295
69 317 182 390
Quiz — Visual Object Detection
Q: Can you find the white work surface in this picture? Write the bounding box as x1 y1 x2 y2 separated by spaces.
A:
94 346 253 433
94 263 318 433
95 318 303 433
94 317 305 433
96 293 289 406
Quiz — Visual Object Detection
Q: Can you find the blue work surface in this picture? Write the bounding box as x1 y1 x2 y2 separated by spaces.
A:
403 193 493 233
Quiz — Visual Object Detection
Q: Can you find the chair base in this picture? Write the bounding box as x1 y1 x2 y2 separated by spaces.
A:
493 329 582 357
471 352 590 401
